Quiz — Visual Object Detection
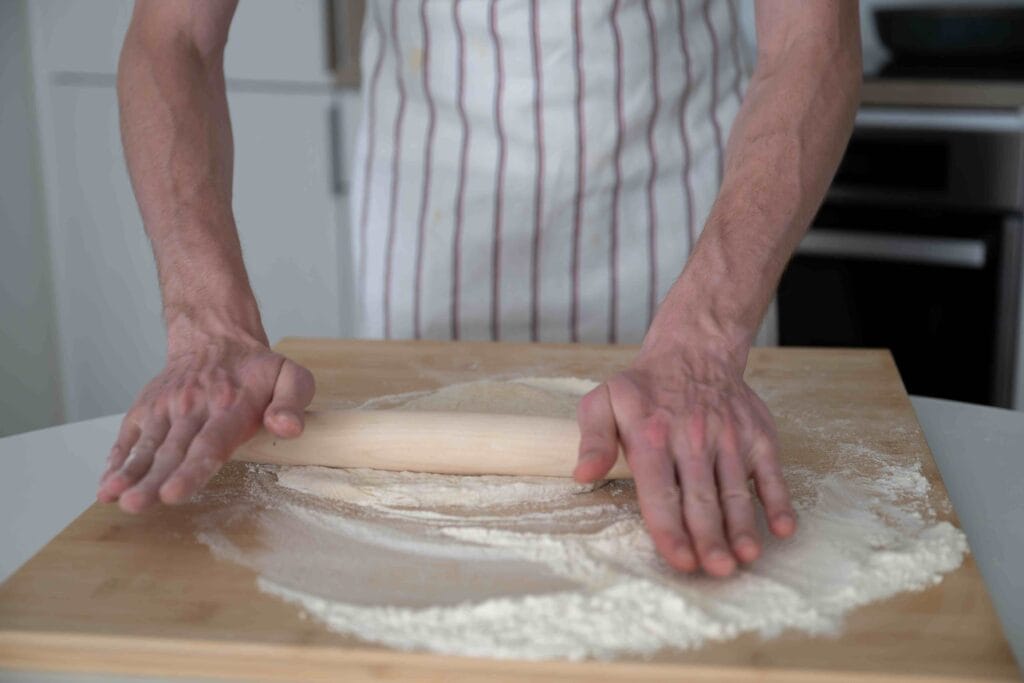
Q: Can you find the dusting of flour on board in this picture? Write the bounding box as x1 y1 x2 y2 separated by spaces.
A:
196 376 968 661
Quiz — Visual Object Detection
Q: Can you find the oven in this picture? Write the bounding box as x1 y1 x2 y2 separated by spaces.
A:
778 108 1024 407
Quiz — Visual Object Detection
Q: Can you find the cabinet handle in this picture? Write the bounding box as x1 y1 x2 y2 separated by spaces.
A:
328 103 346 196
797 230 987 269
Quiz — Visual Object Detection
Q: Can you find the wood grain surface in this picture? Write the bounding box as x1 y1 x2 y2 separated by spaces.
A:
0 338 1016 682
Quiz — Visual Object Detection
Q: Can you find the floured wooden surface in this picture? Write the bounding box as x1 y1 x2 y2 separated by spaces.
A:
0 340 1017 681
198 376 967 660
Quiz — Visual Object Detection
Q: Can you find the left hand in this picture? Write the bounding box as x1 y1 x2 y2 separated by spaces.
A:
573 344 796 577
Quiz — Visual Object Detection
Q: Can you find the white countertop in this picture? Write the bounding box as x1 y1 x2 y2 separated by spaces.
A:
2 398 1022 681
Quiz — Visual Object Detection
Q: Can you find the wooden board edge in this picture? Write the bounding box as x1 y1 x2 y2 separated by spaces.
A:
0 632 1014 683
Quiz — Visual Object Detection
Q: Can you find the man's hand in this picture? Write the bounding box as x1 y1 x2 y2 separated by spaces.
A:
97 333 314 513
571 0 859 576
573 345 795 577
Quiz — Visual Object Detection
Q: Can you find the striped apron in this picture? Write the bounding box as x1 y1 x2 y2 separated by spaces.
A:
350 0 748 344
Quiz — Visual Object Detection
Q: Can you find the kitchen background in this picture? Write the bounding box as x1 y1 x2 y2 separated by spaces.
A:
1 0 1022 437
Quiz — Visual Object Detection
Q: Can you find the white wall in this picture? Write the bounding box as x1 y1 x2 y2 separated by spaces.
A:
0 0 63 436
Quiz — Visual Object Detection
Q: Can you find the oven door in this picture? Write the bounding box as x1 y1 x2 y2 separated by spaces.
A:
778 205 1021 407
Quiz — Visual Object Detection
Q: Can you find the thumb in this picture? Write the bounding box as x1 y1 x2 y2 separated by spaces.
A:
573 383 621 483
263 359 316 438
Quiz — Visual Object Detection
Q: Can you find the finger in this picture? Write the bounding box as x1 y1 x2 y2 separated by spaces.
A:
160 408 259 504
99 416 169 503
715 431 761 564
119 415 204 513
751 436 797 538
674 420 736 577
626 432 697 573
98 418 141 494
263 360 315 438
573 384 621 483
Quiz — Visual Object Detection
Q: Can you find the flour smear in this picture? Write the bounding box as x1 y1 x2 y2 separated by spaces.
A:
196 377 968 661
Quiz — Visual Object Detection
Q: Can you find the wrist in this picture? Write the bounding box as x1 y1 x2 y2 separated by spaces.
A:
639 308 752 375
165 298 267 358
642 272 756 367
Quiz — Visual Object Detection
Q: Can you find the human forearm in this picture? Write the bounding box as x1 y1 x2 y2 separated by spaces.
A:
645 3 861 364
117 1 263 353
101 0 318 516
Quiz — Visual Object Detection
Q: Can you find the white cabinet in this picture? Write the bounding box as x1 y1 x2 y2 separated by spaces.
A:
47 86 165 423
46 85 348 421
29 0 333 83
230 88 348 344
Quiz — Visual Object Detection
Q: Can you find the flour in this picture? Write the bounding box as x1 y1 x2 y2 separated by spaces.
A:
276 467 602 512
196 377 968 661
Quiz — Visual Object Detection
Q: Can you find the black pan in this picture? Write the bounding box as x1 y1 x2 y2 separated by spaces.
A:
875 6 1024 61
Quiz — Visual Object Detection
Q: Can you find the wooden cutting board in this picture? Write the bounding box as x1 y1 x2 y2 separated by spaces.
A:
0 339 1016 682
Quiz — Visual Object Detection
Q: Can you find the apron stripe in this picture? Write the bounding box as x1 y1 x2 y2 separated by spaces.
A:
450 0 470 340
676 0 696 252
702 0 725 185
529 0 545 343
383 0 406 340
412 0 436 340
609 0 624 344
358 1 386 317
489 0 506 342
353 0 740 343
643 0 660 328
570 0 585 343
725 0 745 105
488 0 506 341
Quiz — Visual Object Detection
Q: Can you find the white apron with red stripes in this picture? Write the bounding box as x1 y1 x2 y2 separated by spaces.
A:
350 0 747 344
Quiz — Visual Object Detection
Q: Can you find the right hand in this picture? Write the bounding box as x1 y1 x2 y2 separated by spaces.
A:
97 336 315 513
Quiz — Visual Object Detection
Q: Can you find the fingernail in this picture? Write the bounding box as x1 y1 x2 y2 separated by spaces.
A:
709 547 730 563
734 534 759 561
275 410 299 426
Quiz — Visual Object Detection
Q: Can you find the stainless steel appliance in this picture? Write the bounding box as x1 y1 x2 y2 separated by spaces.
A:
778 107 1024 407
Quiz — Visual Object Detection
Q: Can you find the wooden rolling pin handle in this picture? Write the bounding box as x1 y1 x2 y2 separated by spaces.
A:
233 410 632 479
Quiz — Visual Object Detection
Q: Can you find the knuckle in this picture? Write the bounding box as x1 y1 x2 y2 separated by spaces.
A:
687 486 719 509
156 434 189 459
751 433 778 459
638 414 671 452
190 435 216 459
720 485 753 504
134 435 161 454
683 413 707 453
646 483 682 508
209 380 238 410
171 386 201 417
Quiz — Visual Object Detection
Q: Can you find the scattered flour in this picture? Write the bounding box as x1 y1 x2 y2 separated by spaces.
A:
196 377 968 661
276 467 601 512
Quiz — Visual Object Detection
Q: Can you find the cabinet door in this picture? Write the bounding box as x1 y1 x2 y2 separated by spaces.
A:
47 85 343 421
47 86 164 423
229 88 345 344
31 0 332 83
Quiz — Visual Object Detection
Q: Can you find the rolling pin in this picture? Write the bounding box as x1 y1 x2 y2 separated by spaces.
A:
233 410 632 479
